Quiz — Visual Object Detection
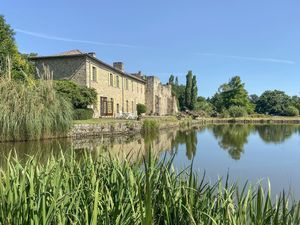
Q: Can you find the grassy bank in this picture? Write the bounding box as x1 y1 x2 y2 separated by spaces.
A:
74 116 300 125
0 150 299 224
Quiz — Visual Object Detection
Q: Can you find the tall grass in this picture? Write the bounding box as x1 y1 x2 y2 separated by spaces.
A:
0 78 73 142
141 119 159 135
0 150 299 224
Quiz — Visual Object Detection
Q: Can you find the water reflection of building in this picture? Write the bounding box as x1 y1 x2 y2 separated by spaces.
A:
72 129 179 162
1 124 299 166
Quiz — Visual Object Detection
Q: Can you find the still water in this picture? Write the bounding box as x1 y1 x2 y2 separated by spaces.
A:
1 124 300 198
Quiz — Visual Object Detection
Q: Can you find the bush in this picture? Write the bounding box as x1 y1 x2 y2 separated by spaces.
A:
195 97 214 116
54 80 97 108
228 106 248 118
137 103 147 115
0 78 73 141
73 108 94 120
220 110 230 118
284 106 299 117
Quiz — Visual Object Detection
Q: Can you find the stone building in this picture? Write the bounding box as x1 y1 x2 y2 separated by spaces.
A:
30 50 177 117
145 76 178 115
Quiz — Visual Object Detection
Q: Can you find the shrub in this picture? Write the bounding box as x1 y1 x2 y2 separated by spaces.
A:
228 106 248 118
73 108 94 120
0 78 73 141
284 106 299 117
54 80 97 108
195 97 214 116
220 110 230 118
137 103 147 115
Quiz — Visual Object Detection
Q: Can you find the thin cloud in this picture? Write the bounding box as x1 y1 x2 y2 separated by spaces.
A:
197 53 295 64
15 28 138 48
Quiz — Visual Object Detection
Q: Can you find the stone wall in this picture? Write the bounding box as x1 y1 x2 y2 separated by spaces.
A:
86 57 146 117
31 53 178 118
71 129 177 162
70 121 142 138
145 76 178 115
32 55 146 118
32 56 87 86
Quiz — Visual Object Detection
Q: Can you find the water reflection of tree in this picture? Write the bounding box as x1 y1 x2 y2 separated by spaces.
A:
171 129 198 160
0 139 72 167
256 125 298 144
211 124 254 160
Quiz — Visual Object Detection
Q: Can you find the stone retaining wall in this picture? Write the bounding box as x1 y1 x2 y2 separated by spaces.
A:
70 121 142 138
70 118 300 138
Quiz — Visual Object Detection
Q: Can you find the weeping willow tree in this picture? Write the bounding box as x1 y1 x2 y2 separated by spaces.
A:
0 76 73 142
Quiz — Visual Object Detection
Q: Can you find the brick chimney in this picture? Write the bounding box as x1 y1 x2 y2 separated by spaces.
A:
113 62 124 72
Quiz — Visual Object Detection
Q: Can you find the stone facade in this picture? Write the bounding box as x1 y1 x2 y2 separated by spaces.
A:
145 76 178 115
30 50 178 117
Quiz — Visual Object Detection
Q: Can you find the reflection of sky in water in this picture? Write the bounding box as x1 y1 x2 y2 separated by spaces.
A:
168 125 300 199
0 124 299 199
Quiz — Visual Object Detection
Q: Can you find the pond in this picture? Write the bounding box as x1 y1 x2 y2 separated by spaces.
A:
1 124 300 198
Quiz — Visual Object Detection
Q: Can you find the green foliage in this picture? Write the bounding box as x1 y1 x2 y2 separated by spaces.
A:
141 119 159 135
190 75 198 110
195 96 214 116
0 15 34 79
0 150 299 224
220 109 230 118
54 80 97 109
184 70 193 110
168 74 174 84
137 103 147 115
170 72 198 111
73 108 94 120
256 90 292 116
175 76 179 86
257 125 299 144
216 76 254 113
227 105 248 118
211 124 253 160
172 84 186 110
291 96 300 112
249 94 259 105
284 106 299 117
169 74 184 109
209 92 225 113
0 78 73 141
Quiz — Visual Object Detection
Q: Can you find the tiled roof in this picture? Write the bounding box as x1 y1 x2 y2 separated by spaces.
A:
30 50 146 83
55 49 83 56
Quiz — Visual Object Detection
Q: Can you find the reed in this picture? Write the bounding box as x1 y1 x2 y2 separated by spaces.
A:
141 119 159 135
0 78 73 142
0 150 299 225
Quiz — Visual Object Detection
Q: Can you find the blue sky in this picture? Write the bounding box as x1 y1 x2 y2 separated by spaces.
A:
1 0 299 97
